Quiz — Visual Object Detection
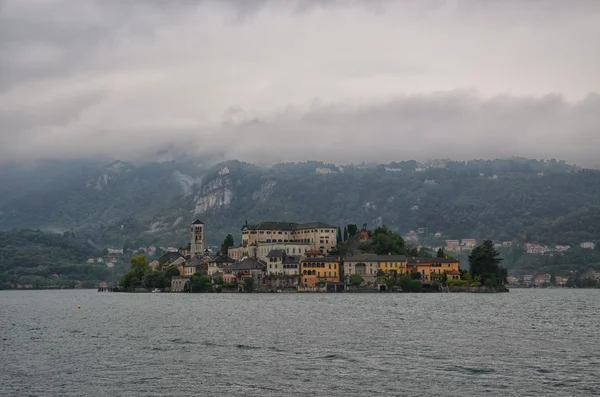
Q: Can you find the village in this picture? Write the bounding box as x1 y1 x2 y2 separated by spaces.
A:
98 219 465 293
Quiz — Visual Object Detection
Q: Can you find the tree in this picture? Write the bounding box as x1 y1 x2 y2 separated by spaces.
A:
550 274 557 286
164 266 181 279
142 269 165 289
243 277 254 292
220 234 234 256
343 226 348 242
337 227 343 243
190 274 212 292
348 274 363 287
118 254 149 289
437 248 444 258
347 224 358 236
468 240 507 287
363 225 408 255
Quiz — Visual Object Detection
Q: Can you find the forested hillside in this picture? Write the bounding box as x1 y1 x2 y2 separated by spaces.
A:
0 230 119 289
1 157 599 251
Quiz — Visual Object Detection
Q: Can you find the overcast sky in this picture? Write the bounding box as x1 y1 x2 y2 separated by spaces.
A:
1 0 599 166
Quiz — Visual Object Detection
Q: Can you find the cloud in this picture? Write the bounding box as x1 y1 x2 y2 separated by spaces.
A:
1 0 599 165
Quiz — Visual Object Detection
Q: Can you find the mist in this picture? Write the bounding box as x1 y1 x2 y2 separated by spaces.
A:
1 0 599 166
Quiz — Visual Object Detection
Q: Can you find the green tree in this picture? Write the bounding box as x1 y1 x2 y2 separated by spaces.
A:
347 224 358 236
164 266 181 279
243 277 254 292
365 226 407 255
141 269 165 289
468 240 507 287
437 248 444 258
220 234 234 256
348 274 363 287
550 274 557 286
190 274 212 292
118 254 149 289
343 226 349 242
337 227 343 243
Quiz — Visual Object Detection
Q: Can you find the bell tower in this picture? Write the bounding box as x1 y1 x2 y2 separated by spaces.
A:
190 219 205 257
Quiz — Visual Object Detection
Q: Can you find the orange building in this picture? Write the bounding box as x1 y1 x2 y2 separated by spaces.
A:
300 257 342 288
407 257 461 281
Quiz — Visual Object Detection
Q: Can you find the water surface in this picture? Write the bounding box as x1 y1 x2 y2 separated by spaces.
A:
1 289 599 396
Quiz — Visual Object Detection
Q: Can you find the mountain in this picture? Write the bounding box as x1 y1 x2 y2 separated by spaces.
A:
1 157 599 254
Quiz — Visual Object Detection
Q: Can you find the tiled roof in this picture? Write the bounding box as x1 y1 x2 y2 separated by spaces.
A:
301 256 341 263
241 221 336 231
344 253 379 262
407 257 460 264
192 219 204 225
377 255 408 262
221 258 267 271
266 249 286 258
212 255 235 263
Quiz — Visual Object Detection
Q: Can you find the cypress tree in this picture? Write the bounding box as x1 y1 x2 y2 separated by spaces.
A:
343 226 348 242
337 227 343 243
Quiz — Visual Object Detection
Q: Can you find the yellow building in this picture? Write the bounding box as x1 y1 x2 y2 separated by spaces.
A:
407 257 461 281
300 257 341 288
377 255 408 276
241 221 338 254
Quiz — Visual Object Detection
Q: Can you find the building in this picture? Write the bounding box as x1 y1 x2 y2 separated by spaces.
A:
265 250 301 276
160 255 186 272
220 258 266 286
406 257 461 282
534 274 551 286
239 221 338 253
207 256 236 276
181 256 208 276
377 255 408 276
555 276 568 285
461 239 477 248
581 242 596 249
525 243 548 254
171 276 190 292
344 253 379 284
190 219 205 257
228 242 313 262
300 257 341 288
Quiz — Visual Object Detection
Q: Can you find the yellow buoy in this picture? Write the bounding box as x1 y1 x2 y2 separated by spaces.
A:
77 305 81 309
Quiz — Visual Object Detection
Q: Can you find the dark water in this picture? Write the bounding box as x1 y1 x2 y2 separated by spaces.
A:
1 289 599 396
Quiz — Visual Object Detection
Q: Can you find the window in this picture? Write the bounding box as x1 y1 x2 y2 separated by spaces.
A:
328 264 331 269
329 271 331 277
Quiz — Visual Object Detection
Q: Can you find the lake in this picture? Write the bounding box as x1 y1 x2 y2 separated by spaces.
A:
1 289 599 396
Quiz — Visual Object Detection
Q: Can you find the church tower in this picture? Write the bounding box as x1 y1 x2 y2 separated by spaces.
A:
190 219 205 257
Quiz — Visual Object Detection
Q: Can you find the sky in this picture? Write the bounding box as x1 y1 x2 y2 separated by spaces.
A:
1 0 599 166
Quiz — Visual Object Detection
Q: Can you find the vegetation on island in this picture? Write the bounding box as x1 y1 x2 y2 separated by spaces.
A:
119 255 177 290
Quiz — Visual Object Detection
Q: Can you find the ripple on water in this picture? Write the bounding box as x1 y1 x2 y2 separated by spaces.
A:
1 289 599 397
